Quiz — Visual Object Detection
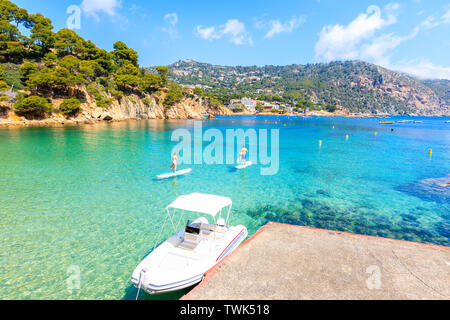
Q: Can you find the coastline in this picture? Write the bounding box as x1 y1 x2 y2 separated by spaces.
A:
0 114 206 128
1 112 449 128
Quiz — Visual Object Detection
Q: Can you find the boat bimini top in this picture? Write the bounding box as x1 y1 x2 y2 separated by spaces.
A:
165 193 232 228
150 193 233 252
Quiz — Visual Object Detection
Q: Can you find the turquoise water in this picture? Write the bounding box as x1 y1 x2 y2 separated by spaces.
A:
0 116 449 300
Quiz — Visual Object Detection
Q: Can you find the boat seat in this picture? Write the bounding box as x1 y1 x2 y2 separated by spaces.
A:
178 232 201 250
199 223 217 235
185 233 200 243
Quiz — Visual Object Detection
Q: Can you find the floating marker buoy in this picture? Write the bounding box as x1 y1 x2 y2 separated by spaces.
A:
428 149 433 155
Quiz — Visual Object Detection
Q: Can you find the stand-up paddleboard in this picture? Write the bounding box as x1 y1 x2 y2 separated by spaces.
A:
235 161 253 170
157 168 192 180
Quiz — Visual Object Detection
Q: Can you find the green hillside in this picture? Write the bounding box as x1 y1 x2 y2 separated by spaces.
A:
158 60 450 116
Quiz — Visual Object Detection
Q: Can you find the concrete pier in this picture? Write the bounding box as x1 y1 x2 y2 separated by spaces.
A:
183 222 450 300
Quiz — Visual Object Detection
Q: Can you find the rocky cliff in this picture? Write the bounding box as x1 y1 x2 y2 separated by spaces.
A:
0 85 232 127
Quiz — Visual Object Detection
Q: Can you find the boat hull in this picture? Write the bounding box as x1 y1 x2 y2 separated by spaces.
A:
132 226 248 295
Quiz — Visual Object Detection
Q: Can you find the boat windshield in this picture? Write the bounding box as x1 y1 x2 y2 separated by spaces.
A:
185 220 201 235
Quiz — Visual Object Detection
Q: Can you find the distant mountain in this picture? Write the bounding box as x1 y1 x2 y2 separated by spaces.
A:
422 79 450 107
153 60 450 116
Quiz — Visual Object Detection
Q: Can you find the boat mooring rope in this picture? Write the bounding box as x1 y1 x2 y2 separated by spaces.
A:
135 269 147 300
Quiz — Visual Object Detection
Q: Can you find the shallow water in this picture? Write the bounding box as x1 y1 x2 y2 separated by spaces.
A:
0 116 449 300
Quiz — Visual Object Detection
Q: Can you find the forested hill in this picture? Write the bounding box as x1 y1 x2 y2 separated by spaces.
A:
163 60 450 116
0 0 227 124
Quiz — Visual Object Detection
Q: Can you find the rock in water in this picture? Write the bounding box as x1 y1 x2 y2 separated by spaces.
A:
395 175 450 204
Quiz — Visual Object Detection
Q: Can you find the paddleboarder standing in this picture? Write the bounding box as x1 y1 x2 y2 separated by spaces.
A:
171 152 178 173
239 145 248 165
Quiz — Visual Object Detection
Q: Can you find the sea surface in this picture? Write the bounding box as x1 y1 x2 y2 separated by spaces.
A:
0 116 449 300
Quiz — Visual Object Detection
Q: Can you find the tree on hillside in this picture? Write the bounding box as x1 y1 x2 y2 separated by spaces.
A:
111 41 138 67
142 73 162 93
93 49 115 73
26 66 85 94
113 63 141 91
29 13 55 55
19 62 38 83
80 40 101 61
54 28 84 57
79 60 105 79
58 55 80 72
156 66 170 85
0 64 6 90
42 52 58 67
163 83 183 108
0 19 20 41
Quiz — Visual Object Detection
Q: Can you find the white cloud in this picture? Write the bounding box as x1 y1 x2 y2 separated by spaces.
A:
389 59 450 80
261 16 306 39
196 26 220 40
313 3 450 79
80 0 121 19
159 13 179 39
315 4 399 61
420 7 450 29
164 13 178 26
196 19 253 45
360 27 419 65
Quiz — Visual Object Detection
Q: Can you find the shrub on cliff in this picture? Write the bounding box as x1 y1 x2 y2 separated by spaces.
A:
87 84 113 108
58 55 80 72
42 52 58 67
193 87 204 97
19 62 38 83
156 66 170 86
163 84 183 108
207 97 224 108
1 63 23 90
27 67 85 92
59 98 81 116
0 65 6 90
113 63 141 91
14 96 52 118
326 104 337 113
142 73 162 93
0 81 8 91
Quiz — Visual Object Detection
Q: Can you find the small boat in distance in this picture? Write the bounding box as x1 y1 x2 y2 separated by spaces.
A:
379 121 395 125
131 193 248 295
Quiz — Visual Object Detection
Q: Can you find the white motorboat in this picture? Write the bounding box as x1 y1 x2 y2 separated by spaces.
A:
131 193 248 295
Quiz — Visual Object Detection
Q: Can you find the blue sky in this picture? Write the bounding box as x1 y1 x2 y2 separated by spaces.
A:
13 0 450 79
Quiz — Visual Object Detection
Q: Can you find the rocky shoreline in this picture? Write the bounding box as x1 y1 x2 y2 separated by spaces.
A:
1 98 449 128
0 85 232 128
